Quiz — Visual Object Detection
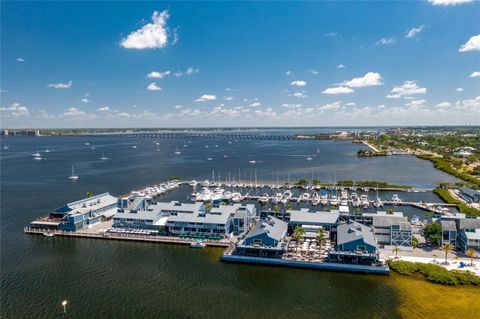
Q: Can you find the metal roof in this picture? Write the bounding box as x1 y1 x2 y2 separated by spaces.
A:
440 220 457 232
337 221 376 248
372 215 409 228
245 216 288 242
289 210 340 225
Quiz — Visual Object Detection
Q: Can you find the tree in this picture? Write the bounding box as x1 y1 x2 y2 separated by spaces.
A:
312 179 320 185
293 226 305 242
316 228 327 253
285 203 292 210
423 222 442 246
412 236 418 249
392 246 401 259
441 243 454 264
86 192 93 198
272 204 280 212
294 178 308 186
466 248 477 266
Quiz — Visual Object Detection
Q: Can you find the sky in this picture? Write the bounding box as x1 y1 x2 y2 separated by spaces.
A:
1 0 479 128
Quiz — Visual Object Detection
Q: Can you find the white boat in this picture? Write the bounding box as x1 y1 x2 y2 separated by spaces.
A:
131 145 137 149
258 193 269 204
190 241 206 249
306 157 313 161
30 151 41 157
44 146 50 153
360 195 369 208
202 180 210 187
301 193 310 202
340 196 349 206
320 190 328 206
84 142 90 146
392 194 401 204
231 192 243 203
272 193 282 204
188 180 198 187
223 191 233 201
311 193 320 206
3 144 9 150
174 146 181 155
68 165 79 180
33 156 42 160
100 151 108 160
329 195 339 206
373 198 384 208
248 160 256 164
207 157 213 161
341 189 348 197
43 232 55 237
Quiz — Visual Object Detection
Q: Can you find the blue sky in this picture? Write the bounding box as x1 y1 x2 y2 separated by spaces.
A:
1 0 479 128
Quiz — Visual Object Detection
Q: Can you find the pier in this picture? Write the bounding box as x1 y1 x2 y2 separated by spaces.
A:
88 131 298 141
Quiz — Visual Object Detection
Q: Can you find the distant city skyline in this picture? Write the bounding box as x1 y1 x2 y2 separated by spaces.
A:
1 1 479 128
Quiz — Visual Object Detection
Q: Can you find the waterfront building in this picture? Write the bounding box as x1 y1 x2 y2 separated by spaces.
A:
234 216 288 258
460 187 480 203
231 205 256 235
30 193 118 231
440 220 457 246
372 215 412 248
328 221 379 266
287 208 340 240
112 198 167 232
434 214 480 253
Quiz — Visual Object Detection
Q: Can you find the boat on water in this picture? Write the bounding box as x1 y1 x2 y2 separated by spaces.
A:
330 195 339 206
248 160 256 164
3 144 9 150
100 151 108 160
360 194 370 208
258 193 269 204
320 190 328 206
231 192 243 203
392 194 401 204
301 193 310 202
33 155 42 160
174 146 181 155
223 191 233 201
43 232 55 237
306 157 313 161
340 196 349 206
131 145 137 149
188 180 198 187
207 157 213 161
84 142 90 146
30 151 41 157
68 165 79 180
373 198 384 208
190 241 206 249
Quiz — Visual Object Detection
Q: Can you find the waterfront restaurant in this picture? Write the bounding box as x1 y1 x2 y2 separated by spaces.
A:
30 193 118 231
371 215 413 248
234 216 288 258
288 209 340 240
328 221 380 266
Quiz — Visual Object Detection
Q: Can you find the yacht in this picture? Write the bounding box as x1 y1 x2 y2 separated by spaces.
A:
329 195 339 206
301 193 310 202
223 191 233 201
320 190 329 206
306 157 313 161
392 194 401 204
33 155 42 160
373 198 384 208
174 147 181 155
231 192 243 203
258 193 269 204
311 193 320 206
340 196 349 206
100 151 108 160
360 195 370 208
341 189 348 198
190 192 200 202
30 151 41 157
131 145 137 149
281 190 292 204
207 157 213 161
248 160 256 164
155 142 160 146
190 241 206 249
272 193 283 204
68 165 79 180
202 180 210 187
188 180 198 187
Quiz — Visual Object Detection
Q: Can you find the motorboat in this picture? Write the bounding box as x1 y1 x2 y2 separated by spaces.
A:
272 193 283 204
320 190 328 206
190 241 206 249
341 189 348 197
223 191 233 201
68 165 79 180
360 195 369 208
231 192 243 203
174 146 181 155
340 196 349 206
207 157 213 161
189 180 198 187
301 193 310 202
131 145 137 149
43 232 55 237
392 194 401 204
30 151 41 157
306 157 313 161
329 195 338 206
33 156 42 160
258 193 269 204
84 142 90 146
311 193 320 206
373 198 384 208
100 151 108 160
202 180 210 187
248 160 256 164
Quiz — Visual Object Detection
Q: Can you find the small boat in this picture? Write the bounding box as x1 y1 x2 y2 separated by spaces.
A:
131 145 137 149
301 193 310 202
248 160 256 164
258 193 269 204
188 180 198 187
174 146 181 155
392 194 401 204
33 156 42 160
190 241 206 249
360 194 369 208
231 192 243 203
306 157 313 161
68 165 79 180
329 195 339 206
84 142 90 146
155 142 160 146
30 151 41 157
100 151 108 160
207 157 213 161
43 232 55 237
3 144 9 150
340 196 349 206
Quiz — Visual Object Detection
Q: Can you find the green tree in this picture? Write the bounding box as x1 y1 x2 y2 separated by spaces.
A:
316 228 327 253
424 222 442 246
412 236 418 249
86 192 93 198
272 204 280 212
466 248 477 266
285 203 292 210
293 226 305 242
294 178 308 186
441 243 454 264
312 179 320 185
392 246 401 259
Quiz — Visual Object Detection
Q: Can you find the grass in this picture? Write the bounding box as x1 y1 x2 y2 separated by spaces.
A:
418 154 480 188
433 188 480 216
388 260 480 285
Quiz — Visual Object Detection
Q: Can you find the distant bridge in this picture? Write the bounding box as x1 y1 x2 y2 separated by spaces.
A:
89 132 298 141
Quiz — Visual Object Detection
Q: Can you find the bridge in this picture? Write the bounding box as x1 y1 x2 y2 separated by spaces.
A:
87 131 297 141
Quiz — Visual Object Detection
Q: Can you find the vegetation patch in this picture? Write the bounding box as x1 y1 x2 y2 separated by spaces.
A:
336 179 412 189
388 260 480 285
433 188 480 216
418 154 480 188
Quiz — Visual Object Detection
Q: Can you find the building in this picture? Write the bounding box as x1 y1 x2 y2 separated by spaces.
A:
288 209 339 239
231 204 256 235
440 220 457 246
234 216 288 258
457 218 480 253
328 221 379 265
460 187 480 203
112 198 168 232
372 215 412 248
30 193 118 231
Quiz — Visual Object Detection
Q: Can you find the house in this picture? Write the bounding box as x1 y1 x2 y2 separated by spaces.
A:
231 204 256 236
328 221 379 265
288 209 339 239
440 220 457 246
112 198 167 232
460 187 480 203
234 216 288 258
30 193 118 231
457 218 480 253
372 215 412 248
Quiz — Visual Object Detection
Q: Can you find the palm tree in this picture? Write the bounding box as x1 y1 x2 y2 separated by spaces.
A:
441 243 454 264
466 248 477 266
292 226 305 252
316 228 327 254
86 191 93 198
392 246 401 259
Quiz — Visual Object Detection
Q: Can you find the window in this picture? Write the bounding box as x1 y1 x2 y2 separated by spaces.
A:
357 245 366 252
253 239 262 245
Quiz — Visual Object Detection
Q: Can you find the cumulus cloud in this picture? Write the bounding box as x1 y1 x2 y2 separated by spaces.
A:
224 96 234 101
428 0 473 5
436 102 452 108
81 98 91 104
405 99 427 107
322 86 354 95
120 11 171 49
406 25 425 38
341 72 383 88
97 106 111 112
387 80 427 99
318 101 342 111
249 102 261 107
456 88 464 92
323 32 338 37
285 71 292 75
16 57 25 62
61 107 93 119
459 34 480 52
147 70 170 79
337 64 346 69
0 102 30 117
195 94 217 102
147 82 162 91
376 37 396 45
310 70 319 75
48 81 72 89
186 67 199 75
291 80 307 87
289 92 308 98
469 71 480 78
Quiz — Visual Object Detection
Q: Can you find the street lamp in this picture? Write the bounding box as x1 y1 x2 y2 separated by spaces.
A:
61 300 68 313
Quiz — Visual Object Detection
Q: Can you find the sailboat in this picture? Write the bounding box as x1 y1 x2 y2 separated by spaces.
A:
3 144 9 150
68 165 79 180
100 151 108 160
174 146 181 155
44 146 50 153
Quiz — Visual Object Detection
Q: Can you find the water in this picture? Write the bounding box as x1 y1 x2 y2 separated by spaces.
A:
1 135 478 319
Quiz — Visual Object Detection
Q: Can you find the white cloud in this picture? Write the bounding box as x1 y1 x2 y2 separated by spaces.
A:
322 86 354 95
16 57 25 62
285 71 292 75
341 72 383 88
0 102 30 117
81 98 91 104
436 102 452 108
61 107 92 119
323 32 337 37
97 106 110 112
346 102 356 106
120 11 171 49
405 99 427 107
282 103 302 109
469 71 480 78
195 94 217 102
387 80 427 99
254 107 277 118
147 82 162 91
406 25 425 38
289 92 309 98
310 70 319 75
249 102 261 107
459 34 480 52
428 0 473 5
174 71 183 77
291 80 307 87
336 64 346 69
376 37 396 45
186 67 199 75
456 87 464 92
318 101 342 110
147 70 171 79
48 81 72 89
224 96 234 101
174 105 183 109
